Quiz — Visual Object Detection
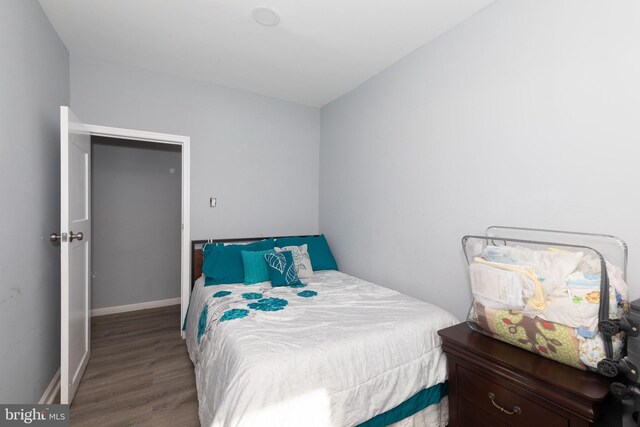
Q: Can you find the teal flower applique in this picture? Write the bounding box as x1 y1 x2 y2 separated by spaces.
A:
213 290 232 298
297 290 317 298
242 292 263 300
220 308 250 322
289 283 307 288
248 297 288 312
197 305 208 341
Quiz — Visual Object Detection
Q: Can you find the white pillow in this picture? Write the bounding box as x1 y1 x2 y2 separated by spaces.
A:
275 244 313 278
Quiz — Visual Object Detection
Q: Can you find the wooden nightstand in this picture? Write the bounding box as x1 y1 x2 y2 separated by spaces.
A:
438 323 621 427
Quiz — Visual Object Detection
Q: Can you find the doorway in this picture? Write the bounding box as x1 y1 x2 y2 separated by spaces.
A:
90 136 182 316
85 123 191 325
59 106 191 404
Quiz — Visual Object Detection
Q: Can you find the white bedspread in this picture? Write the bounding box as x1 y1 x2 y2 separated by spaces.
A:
185 270 458 427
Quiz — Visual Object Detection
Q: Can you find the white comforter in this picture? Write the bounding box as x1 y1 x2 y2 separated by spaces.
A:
186 270 458 427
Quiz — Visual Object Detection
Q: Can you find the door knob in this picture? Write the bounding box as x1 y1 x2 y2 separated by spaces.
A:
69 231 84 242
49 233 61 242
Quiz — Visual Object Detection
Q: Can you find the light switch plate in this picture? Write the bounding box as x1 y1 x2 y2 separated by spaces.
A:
209 197 217 208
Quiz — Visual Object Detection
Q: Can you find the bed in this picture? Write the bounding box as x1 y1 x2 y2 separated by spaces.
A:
185 237 458 427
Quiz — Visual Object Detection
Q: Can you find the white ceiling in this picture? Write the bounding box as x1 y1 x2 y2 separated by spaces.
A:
39 0 493 107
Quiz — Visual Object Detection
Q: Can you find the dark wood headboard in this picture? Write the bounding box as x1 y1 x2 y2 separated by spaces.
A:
191 235 320 287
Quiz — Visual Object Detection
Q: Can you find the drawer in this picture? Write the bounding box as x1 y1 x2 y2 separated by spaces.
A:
457 365 568 427
458 396 509 427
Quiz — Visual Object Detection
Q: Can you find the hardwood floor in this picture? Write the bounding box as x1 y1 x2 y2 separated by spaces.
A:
69 305 199 426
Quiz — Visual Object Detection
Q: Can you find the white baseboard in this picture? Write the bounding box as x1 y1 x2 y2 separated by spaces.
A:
39 368 60 404
91 297 181 317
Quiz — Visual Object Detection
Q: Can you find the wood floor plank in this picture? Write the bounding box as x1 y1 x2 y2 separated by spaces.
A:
70 305 200 426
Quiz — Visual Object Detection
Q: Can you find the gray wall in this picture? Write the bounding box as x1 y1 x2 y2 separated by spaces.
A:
0 1 69 403
71 56 321 240
91 137 181 309
320 0 640 321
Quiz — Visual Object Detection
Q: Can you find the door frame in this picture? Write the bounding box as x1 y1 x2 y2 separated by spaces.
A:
85 124 191 332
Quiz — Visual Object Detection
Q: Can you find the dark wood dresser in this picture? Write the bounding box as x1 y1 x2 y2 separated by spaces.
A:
438 323 621 427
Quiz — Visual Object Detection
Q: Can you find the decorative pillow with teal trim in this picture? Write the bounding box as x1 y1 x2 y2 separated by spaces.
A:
275 244 313 278
203 239 275 286
264 251 302 287
275 235 338 271
241 249 275 285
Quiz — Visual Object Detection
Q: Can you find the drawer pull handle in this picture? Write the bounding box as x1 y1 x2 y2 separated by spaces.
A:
488 392 522 415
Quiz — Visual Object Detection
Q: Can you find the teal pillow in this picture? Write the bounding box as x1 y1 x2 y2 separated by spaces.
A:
241 249 274 285
275 234 338 271
203 239 276 285
264 251 302 287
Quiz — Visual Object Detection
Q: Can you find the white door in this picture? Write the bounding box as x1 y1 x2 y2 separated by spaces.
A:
60 106 91 404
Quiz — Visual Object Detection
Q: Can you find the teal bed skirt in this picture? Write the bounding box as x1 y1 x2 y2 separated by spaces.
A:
357 382 448 427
